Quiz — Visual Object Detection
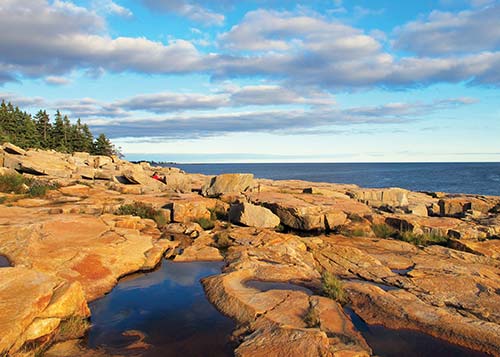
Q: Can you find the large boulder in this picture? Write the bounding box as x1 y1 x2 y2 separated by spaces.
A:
2 142 26 155
229 201 280 228
247 192 371 231
202 173 254 197
164 193 220 223
438 196 495 217
3 150 74 178
348 187 409 208
122 167 165 192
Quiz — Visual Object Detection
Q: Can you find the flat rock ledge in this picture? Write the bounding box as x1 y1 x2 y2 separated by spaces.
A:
1 143 500 356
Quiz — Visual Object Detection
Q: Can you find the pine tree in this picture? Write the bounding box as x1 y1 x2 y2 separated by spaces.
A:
20 112 40 148
34 110 51 148
0 100 116 155
92 133 115 156
81 123 94 152
52 110 67 152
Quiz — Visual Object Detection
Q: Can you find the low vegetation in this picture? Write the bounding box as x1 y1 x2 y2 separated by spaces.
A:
321 271 347 304
0 173 59 197
115 202 167 227
214 231 232 249
394 230 449 247
304 301 320 328
209 206 228 221
372 223 396 238
336 225 366 237
55 316 90 341
196 217 216 230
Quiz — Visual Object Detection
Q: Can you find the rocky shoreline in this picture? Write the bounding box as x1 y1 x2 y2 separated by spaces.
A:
0 143 499 356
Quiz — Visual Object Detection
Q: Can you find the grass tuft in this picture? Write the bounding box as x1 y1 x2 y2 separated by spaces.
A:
56 316 90 341
372 223 396 238
115 202 167 227
196 217 216 230
321 271 347 304
394 230 449 247
214 231 232 249
0 173 59 197
304 301 320 328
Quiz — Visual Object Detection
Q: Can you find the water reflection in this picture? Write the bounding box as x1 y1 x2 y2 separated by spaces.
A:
87 260 235 357
0 255 10 267
345 307 489 357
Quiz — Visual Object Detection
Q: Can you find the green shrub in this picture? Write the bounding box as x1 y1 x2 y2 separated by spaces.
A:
196 217 216 230
214 231 232 249
0 173 58 197
27 181 59 197
275 224 286 232
56 316 90 340
0 196 6 204
372 223 396 238
304 302 320 328
0 173 27 194
321 271 346 304
394 230 449 246
336 226 366 237
209 207 227 221
115 202 167 227
347 213 365 222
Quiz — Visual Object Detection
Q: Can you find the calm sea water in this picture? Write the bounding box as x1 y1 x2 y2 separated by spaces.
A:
171 162 500 196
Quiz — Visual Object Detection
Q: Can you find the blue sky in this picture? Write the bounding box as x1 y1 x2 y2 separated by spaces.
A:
0 0 499 162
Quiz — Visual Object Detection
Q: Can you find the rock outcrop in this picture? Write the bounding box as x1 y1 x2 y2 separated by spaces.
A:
229 201 281 228
202 173 255 197
0 268 89 355
1 143 499 356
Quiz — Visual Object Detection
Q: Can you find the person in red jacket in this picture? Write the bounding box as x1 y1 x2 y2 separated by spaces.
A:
151 172 166 184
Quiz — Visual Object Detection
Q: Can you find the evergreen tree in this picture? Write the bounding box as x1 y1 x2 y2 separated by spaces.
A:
19 111 40 148
62 115 72 152
92 133 115 156
0 100 115 155
34 110 51 148
52 110 67 152
81 123 94 152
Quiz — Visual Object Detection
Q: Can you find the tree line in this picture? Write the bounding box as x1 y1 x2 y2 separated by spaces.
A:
0 100 118 156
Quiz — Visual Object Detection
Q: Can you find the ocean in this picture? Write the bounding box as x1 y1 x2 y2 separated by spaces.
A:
170 162 500 196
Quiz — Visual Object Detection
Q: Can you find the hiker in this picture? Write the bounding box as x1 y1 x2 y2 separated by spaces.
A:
151 172 166 184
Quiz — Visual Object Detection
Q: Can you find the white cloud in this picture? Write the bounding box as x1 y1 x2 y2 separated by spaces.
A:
44 76 71 86
394 3 500 55
141 0 224 26
0 0 205 80
92 0 133 18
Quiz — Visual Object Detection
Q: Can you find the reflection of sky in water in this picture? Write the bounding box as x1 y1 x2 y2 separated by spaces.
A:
0 255 11 267
345 308 489 357
87 260 234 357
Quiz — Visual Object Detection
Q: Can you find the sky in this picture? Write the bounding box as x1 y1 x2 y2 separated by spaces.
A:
0 0 499 163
